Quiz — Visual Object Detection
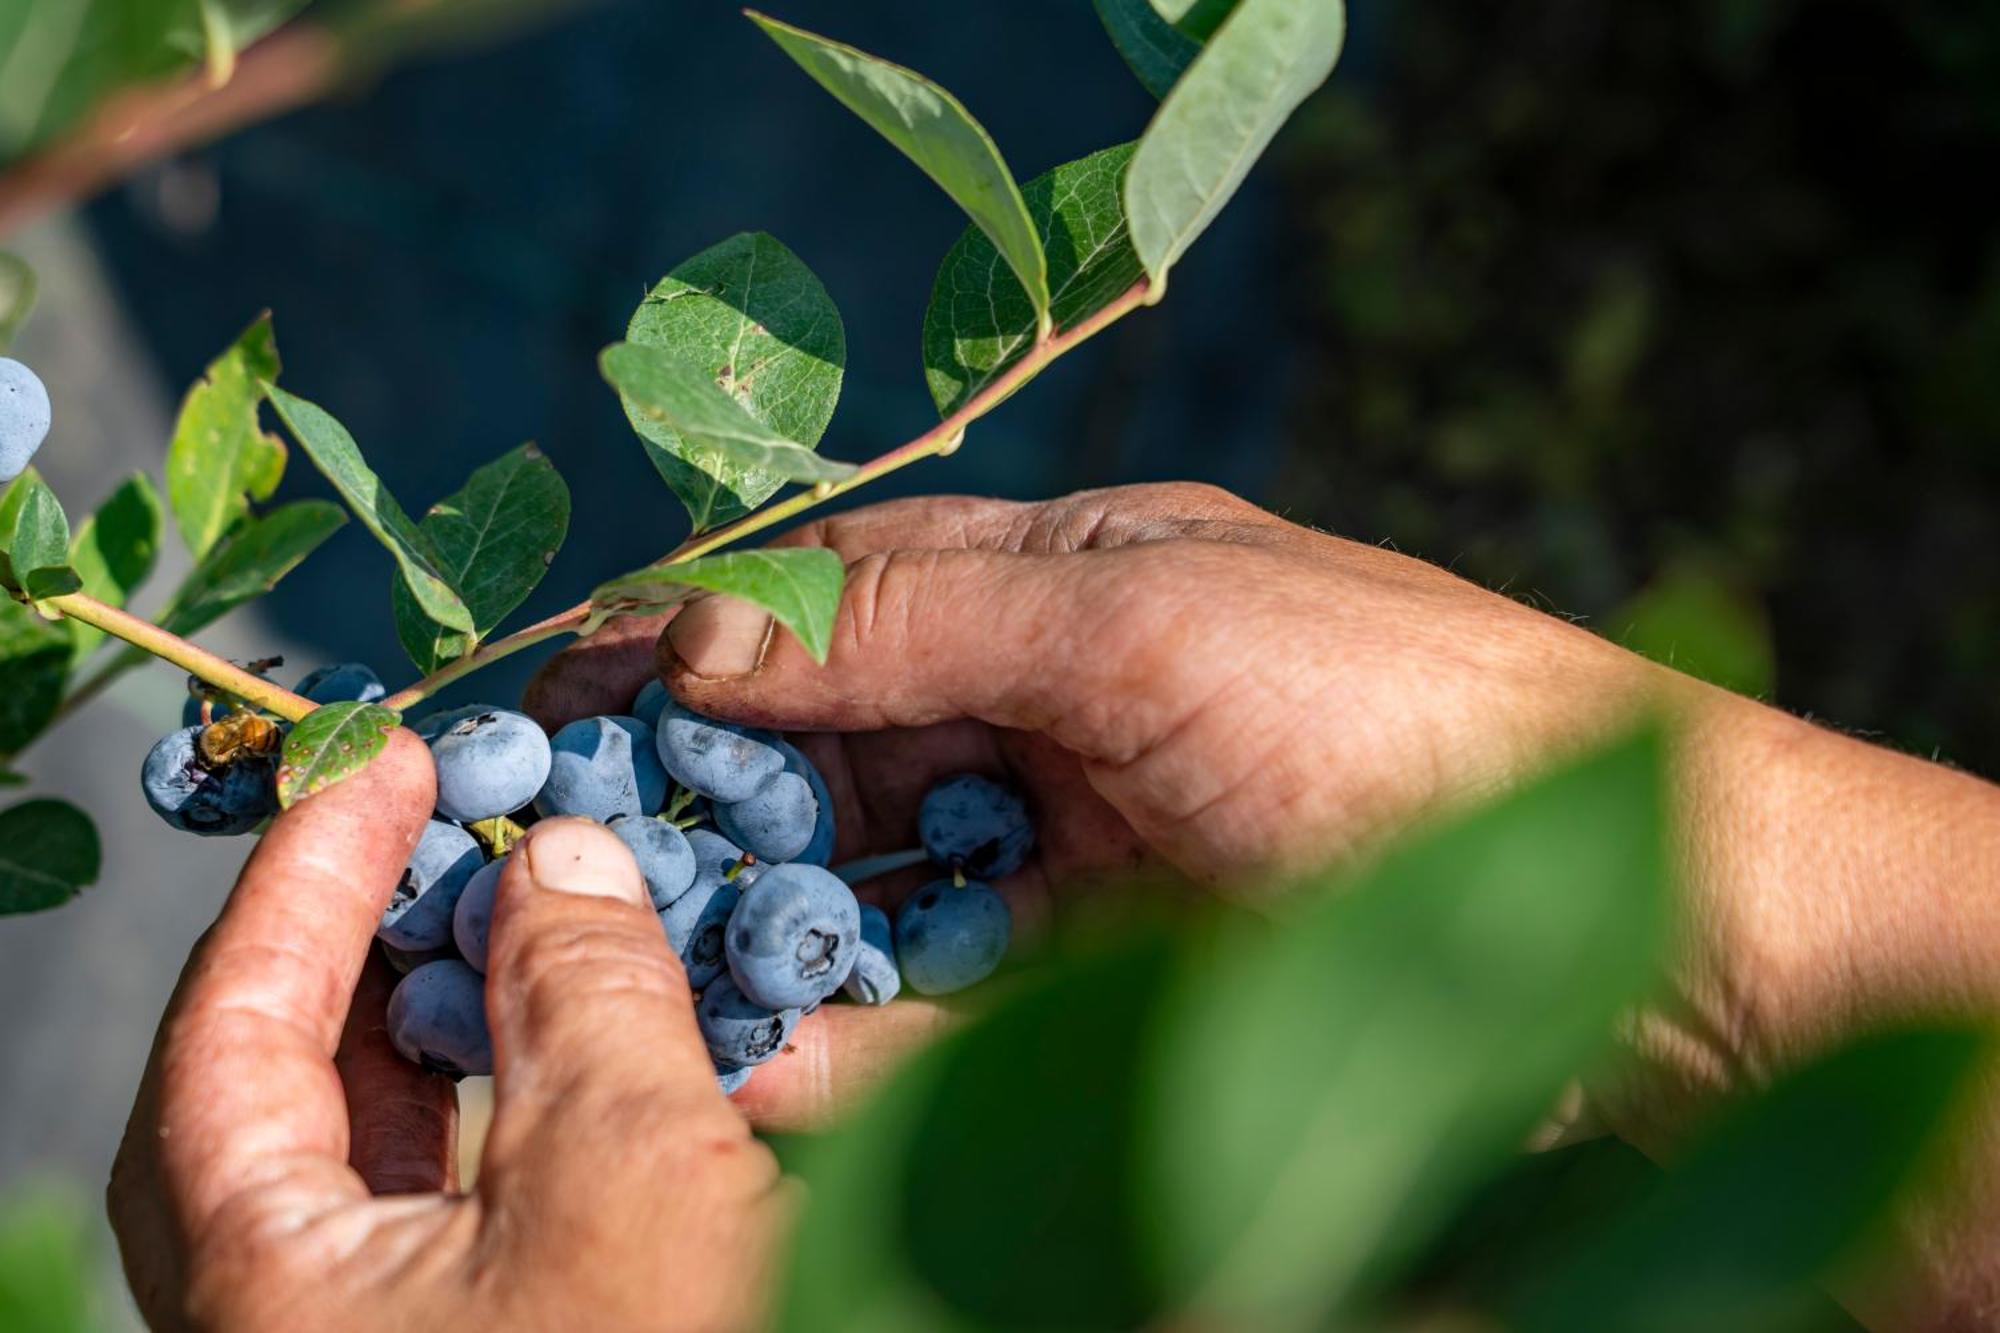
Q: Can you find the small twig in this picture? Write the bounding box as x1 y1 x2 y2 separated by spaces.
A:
45 593 314 722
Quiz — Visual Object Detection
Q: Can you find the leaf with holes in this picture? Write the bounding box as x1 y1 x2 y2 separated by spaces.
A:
589 548 845 664
166 314 286 560
391 443 571 672
748 11 1049 334
1094 0 1202 98
0 799 99 915
67 472 161 667
265 385 473 632
1126 0 1344 289
622 232 846 531
159 499 346 637
923 142 1143 415
276 701 402 809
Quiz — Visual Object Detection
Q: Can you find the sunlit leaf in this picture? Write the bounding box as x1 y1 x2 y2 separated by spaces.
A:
165 314 285 560
276 700 400 808
589 547 844 663
0 469 80 600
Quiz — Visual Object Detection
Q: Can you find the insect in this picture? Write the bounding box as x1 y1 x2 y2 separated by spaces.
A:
197 711 286 769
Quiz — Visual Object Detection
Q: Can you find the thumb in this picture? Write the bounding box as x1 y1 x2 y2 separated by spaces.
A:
661 544 1188 760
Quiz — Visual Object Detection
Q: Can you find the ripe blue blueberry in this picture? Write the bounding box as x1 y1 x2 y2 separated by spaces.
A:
387 959 492 1077
842 903 901 1005
0 357 52 485
379 819 485 951
726 863 861 1010
607 814 698 909
428 708 552 822
535 715 669 822
716 1063 753 1095
696 976 799 1067
453 856 507 973
413 702 498 740
661 854 741 989
894 879 1012 995
295 661 386 704
654 700 784 803
713 771 817 863
631 679 671 731
140 725 277 835
918 774 1035 878
380 941 452 975
772 740 837 867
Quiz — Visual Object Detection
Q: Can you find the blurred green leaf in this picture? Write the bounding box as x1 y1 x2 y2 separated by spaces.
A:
621 232 846 531
1507 1028 1987 1333
265 385 474 632
1093 0 1202 98
1612 564 1775 697
1151 0 1240 41
159 498 346 637
589 547 845 663
923 142 1143 415
0 1183 94 1331
390 443 570 672
276 700 400 808
0 799 98 914
0 597 68 754
165 313 285 561
66 472 161 667
0 253 35 355
0 469 81 600
1126 0 1344 287
747 11 1050 334
1141 727 1670 1325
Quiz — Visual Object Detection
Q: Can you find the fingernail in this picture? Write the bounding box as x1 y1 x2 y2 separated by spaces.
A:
520 819 646 903
667 594 774 679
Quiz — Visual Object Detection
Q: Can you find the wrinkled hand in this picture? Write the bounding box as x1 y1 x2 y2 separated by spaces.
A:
108 732 781 1331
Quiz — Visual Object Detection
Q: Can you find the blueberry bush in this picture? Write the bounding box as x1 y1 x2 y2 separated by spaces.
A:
0 4 1986 1329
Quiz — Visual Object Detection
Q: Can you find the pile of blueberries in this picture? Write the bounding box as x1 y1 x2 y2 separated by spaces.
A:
138 663 1034 1093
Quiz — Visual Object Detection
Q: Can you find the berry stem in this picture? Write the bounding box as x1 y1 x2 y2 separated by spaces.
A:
832 847 933 885
379 277 1154 714
44 593 315 723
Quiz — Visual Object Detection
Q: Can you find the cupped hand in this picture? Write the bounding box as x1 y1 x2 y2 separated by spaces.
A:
108 732 781 1331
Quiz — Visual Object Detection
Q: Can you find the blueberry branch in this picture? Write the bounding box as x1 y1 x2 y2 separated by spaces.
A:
44 593 315 722
378 276 1154 713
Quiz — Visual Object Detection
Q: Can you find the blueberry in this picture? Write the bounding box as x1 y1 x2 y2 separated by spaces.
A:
413 702 499 741
687 827 749 880
607 814 698 909
696 976 799 1067
661 856 742 989
726 863 861 1010
428 708 552 822
631 679 671 731
654 700 784 803
842 903 901 1005
714 772 818 863
387 959 492 1077
380 941 453 975
716 1063 754 1095
379 819 485 951
535 715 669 822
894 879 1012 995
918 774 1035 878
295 662 386 705
0 358 53 485
140 725 277 836
453 856 507 973
773 740 837 867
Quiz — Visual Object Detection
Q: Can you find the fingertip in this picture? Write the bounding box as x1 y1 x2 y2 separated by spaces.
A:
510 816 648 906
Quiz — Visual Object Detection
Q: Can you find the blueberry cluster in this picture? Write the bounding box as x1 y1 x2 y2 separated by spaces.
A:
379 680 1033 1092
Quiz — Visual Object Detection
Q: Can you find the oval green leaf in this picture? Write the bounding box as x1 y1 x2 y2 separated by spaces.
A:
159 499 347 638
0 798 99 914
0 469 81 601
165 314 286 561
588 547 845 664
276 701 402 809
1094 0 1202 98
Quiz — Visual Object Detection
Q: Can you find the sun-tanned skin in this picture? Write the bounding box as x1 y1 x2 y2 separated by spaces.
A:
112 484 2000 1330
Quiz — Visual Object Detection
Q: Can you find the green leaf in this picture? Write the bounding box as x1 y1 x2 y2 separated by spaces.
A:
1126 0 1345 288
0 252 35 355
1094 0 1202 98
600 342 856 502
0 1183 95 1331
1612 564 1775 699
276 701 401 808
1142 727 1670 1324
747 11 1050 334
0 597 68 754
622 232 847 531
390 443 571 672
0 798 99 914
1508 1028 1986 1333
66 472 161 667
165 314 286 560
0 470 80 600
264 385 474 632
159 499 346 638
1151 0 1240 41
588 547 845 664
922 142 1144 415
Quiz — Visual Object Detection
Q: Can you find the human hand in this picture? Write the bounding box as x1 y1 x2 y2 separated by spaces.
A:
108 732 781 1331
